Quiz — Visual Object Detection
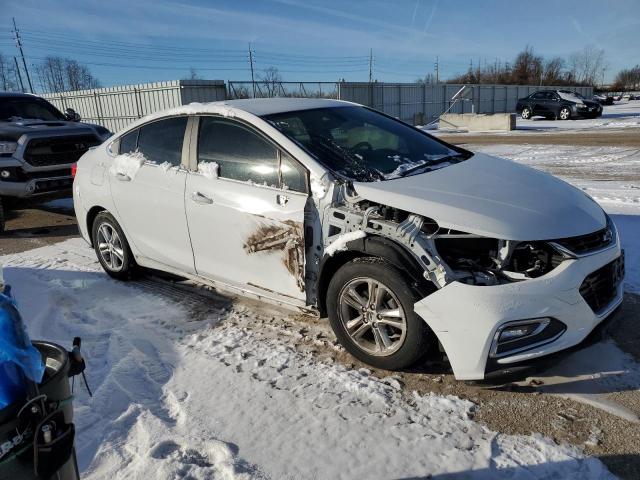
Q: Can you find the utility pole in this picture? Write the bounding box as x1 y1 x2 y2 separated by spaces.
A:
434 56 439 84
248 43 256 98
368 48 373 83
12 18 33 93
13 56 25 92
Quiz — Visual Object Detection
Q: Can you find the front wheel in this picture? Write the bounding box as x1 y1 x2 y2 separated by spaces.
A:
91 211 136 280
327 257 431 370
559 107 571 120
521 107 532 119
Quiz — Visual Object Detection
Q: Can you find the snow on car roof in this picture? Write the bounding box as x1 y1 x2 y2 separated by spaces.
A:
218 98 354 116
149 98 355 120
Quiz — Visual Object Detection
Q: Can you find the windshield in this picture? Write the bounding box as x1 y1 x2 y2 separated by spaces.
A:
263 106 470 182
0 97 65 121
558 91 584 102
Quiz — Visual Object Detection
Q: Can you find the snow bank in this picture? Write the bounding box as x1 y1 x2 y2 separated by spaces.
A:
324 230 366 256
197 161 219 179
0 239 615 479
109 151 146 179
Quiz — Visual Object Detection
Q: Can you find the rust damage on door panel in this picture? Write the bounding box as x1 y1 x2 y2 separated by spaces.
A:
244 220 305 292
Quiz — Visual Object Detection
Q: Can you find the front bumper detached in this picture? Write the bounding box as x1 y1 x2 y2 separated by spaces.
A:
414 242 624 380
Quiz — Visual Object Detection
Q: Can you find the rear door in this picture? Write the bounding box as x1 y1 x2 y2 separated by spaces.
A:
185 116 309 302
109 116 195 273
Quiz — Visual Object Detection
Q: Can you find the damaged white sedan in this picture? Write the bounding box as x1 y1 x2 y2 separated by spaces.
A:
73 98 624 380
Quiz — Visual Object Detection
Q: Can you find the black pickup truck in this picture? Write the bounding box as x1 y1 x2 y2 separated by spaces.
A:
0 92 111 232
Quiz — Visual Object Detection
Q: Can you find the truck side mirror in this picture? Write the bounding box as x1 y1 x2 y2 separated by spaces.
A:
65 108 81 122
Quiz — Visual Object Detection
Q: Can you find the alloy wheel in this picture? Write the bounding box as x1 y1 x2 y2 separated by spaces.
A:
338 277 407 356
559 108 570 120
96 222 125 272
521 108 531 119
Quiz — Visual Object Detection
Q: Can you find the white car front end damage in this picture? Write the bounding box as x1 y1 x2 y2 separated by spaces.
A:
325 153 625 380
414 239 623 380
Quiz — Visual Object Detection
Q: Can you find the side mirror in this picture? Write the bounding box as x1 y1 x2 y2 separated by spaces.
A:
65 108 81 122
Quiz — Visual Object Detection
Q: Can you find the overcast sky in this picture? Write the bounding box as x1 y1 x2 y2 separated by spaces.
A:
1 0 638 87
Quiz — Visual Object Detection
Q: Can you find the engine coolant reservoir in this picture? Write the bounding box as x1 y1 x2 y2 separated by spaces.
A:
0 279 45 410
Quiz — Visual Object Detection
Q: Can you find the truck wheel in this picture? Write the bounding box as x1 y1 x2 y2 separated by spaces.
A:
91 211 136 280
327 257 431 370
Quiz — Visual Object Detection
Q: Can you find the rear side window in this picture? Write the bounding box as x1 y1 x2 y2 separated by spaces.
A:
198 117 279 187
119 129 138 154
137 117 188 166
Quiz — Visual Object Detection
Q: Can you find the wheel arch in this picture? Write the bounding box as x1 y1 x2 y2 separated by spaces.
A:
316 234 433 317
86 205 107 246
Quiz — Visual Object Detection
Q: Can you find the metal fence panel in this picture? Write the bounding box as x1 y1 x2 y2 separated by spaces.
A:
42 80 226 132
337 82 593 125
41 80 593 131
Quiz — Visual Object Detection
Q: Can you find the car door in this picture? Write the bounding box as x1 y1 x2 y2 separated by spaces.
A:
529 92 546 116
185 116 309 302
109 116 195 273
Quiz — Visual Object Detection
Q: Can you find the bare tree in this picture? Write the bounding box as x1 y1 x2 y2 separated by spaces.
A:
542 57 564 85
259 66 282 97
35 56 100 92
182 67 201 80
613 65 640 90
568 45 606 85
0 53 21 92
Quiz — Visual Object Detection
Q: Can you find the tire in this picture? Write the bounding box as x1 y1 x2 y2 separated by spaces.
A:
559 106 571 120
91 211 136 280
520 107 532 120
327 257 431 370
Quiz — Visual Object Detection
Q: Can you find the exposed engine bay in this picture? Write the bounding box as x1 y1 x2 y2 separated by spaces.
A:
323 185 568 289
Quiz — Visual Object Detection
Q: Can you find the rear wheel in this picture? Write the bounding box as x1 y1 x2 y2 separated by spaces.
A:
327 257 431 370
559 106 571 120
91 211 136 280
521 107 532 119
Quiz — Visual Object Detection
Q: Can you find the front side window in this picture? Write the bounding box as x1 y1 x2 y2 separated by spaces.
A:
281 152 307 193
119 129 138 154
136 117 187 166
264 106 469 182
198 117 279 187
531 92 545 100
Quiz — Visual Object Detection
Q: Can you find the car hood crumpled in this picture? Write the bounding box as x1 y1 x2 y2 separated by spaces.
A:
352 153 606 241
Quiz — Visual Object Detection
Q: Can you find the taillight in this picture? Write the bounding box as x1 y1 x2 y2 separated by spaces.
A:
71 163 78 178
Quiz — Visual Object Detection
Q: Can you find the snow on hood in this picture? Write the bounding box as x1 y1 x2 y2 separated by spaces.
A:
353 153 606 241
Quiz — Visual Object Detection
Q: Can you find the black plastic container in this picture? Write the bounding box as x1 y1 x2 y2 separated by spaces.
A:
0 341 79 480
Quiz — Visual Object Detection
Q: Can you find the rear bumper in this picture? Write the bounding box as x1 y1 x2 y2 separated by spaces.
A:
414 241 623 380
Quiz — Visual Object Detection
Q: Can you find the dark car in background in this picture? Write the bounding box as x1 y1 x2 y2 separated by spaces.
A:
516 89 603 120
0 92 111 232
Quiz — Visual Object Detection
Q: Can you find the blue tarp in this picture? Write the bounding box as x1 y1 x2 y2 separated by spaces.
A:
0 286 45 409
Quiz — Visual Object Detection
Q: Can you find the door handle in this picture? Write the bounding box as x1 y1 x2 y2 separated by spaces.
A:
277 194 289 206
191 191 213 205
115 172 131 182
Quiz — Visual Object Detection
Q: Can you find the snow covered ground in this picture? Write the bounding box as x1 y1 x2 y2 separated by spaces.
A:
1 239 615 479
